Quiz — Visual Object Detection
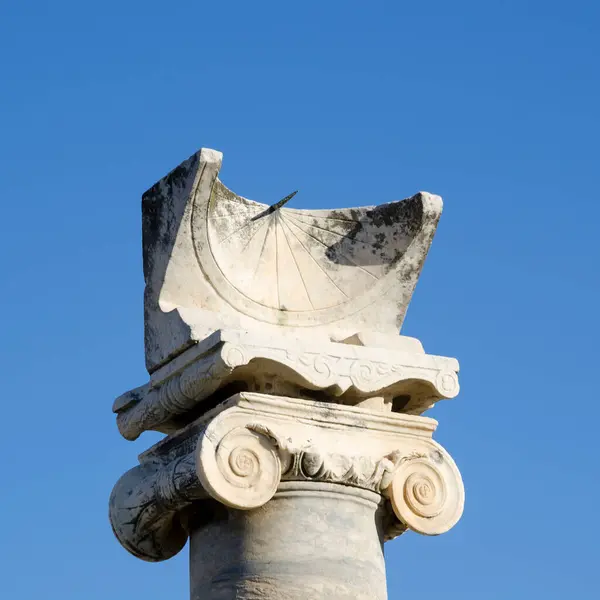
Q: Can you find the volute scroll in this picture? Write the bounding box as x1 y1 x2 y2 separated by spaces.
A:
196 417 287 510
385 444 464 536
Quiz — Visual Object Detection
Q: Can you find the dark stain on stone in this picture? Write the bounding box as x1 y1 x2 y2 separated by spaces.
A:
141 155 199 283
324 194 424 267
364 195 423 231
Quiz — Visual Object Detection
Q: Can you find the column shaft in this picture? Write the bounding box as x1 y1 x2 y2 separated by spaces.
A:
189 482 388 600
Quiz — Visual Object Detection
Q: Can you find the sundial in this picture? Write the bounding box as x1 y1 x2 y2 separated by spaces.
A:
142 148 443 371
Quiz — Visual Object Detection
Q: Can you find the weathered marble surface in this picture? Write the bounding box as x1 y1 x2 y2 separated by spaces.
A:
110 145 464 600
109 393 464 563
113 328 459 440
142 148 443 372
189 483 388 600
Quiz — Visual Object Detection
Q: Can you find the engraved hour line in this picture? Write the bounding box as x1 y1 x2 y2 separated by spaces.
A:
283 209 358 223
284 212 384 251
278 212 315 309
251 216 276 283
282 215 379 281
278 216 349 298
216 210 266 244
240 218 269 253
283 215 382 267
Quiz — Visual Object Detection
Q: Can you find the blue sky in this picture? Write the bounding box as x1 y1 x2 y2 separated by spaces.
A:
1 1 599 598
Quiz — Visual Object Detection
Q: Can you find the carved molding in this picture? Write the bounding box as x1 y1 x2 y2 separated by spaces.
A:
115 344 240 441
196 421 403 508
113 330 459 441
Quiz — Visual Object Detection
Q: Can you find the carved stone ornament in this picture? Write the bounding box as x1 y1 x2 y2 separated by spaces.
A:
109 393 465 561
113 329 460 440
142 148 443 372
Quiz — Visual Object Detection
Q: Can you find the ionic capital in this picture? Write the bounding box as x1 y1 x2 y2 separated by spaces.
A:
110 393 464 561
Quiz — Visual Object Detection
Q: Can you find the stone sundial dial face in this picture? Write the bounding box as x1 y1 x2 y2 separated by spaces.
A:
192 178 427 327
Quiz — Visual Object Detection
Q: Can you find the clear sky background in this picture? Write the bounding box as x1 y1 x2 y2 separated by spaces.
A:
1 1 599 598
